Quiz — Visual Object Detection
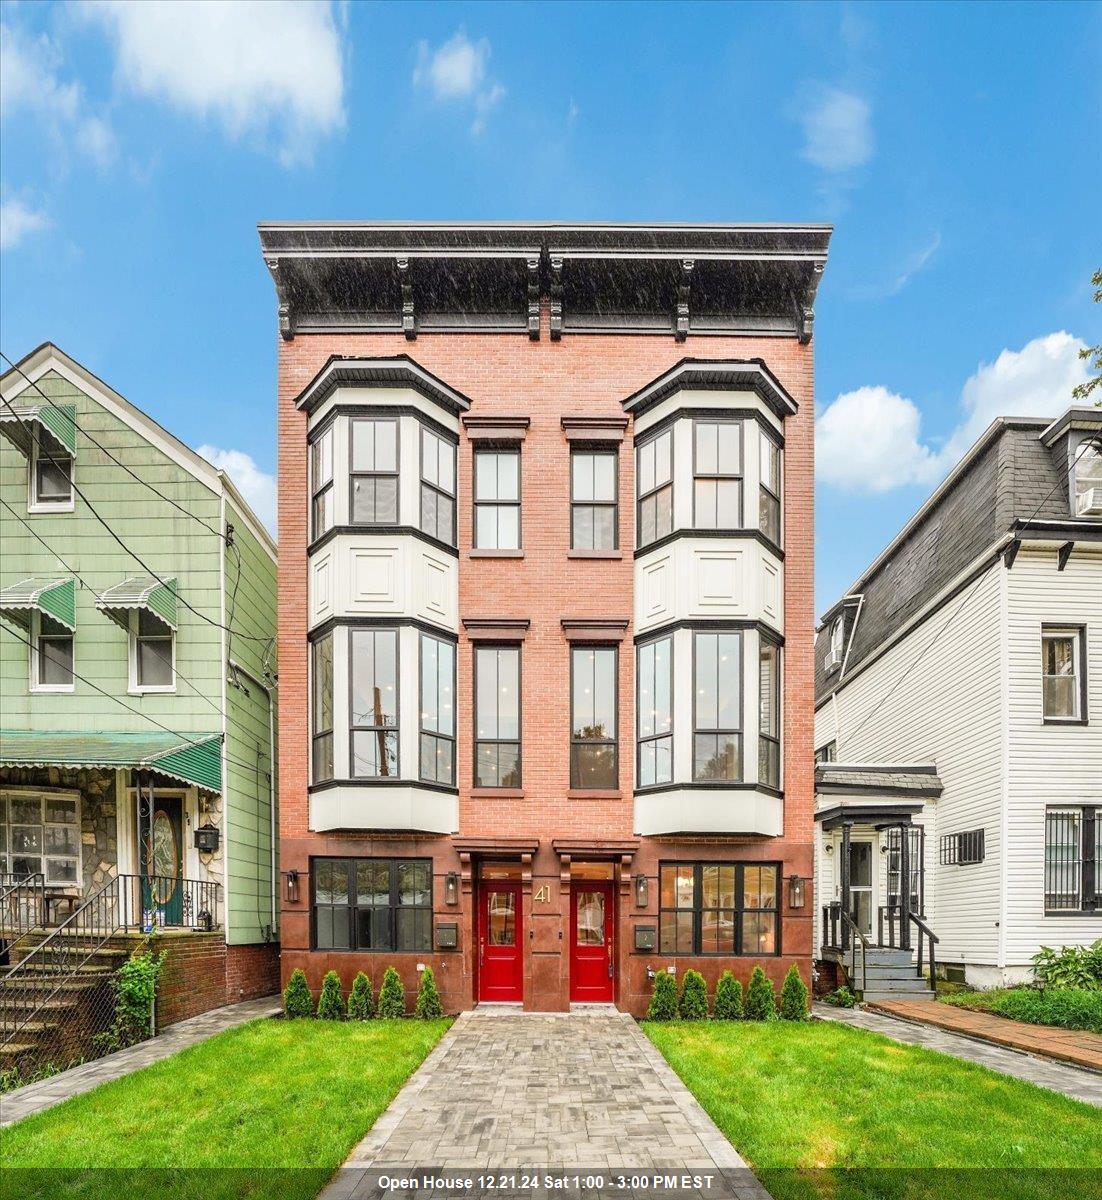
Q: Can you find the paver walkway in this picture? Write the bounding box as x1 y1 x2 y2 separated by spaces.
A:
815 1002 1102 1107
867 997 1102 1071
0 994 280 1128
323 1009 768 1200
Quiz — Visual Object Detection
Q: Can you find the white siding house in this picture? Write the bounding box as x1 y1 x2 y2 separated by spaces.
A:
814 407 1102 988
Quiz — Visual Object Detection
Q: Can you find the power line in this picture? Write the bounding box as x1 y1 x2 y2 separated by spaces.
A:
0 622 271 781
838 431 1102 750
1 350 226 541
0 497 86 587
0 393 271 644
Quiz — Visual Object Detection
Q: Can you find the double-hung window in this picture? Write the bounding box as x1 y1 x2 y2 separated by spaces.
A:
131 610 174 691
1074 441 1102 516
815 740 837 765
419 633 455 786
474 645 521 788
759 436 781 545
311 633 334 783
636 636 672 787
570 646 617 789
1042 626 1086 722
636 429 673 548
1044 807 1100 913
30 432 73 509
571 451 617 549
350 629 398 778
421 428 456 545
758 638 781 789
350 419 398 525
311 426 334 539
474 450 520 549
659 862 779 955
31 613 74 691
693 420 741 528
312 857 431 952
693 631 742 781
0 792 81 885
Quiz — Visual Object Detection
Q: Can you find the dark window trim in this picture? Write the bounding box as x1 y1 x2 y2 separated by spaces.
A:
309 615 458 643
1041 624 1088 726
633 528 784 560
473 446 522 550
658 860 782 957
1045 805 1099 915
309 524 460 559
311 632 334 784
349 626 400 779
419 424 457 548
570 448 619 550
636 633 673 789
692 629 743 783
758 432 782 549
307 776 458 795
418 631 456 786
692 417 743 530
310 424 335 541
349 416 400 526
310 856 432 953
815 740 837 765
758 632 781 789
308 404 458 445
635 427 674 550
633 617 784 645
473 643 523 789
570 643 619 790
636 406 785 449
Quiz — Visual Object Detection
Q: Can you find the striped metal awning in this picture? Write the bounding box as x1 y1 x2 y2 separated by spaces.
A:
0 577 76 631
0 730 222 793
96 576 177 631
0 402 77 459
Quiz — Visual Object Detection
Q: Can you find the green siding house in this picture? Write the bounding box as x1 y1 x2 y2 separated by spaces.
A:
0 345 279 1034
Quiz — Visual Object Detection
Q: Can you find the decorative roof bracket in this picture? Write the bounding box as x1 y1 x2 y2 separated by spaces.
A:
397 258 416 340
550 255 564 341
527 256 541 340
675 258 694 342
264 258 294 341
797 261 825 345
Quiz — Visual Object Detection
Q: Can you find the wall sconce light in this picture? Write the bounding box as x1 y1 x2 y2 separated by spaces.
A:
634 873 649 908
283 869 300 904
444 872 459 906
787 875 808 909
824 843 834 855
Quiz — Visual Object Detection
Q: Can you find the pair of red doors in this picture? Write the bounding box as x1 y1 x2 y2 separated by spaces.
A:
477 880 614 1003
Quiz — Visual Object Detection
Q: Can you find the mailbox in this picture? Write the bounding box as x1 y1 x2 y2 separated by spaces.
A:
436 922 458 950
634 924 657 952
194 824 220 853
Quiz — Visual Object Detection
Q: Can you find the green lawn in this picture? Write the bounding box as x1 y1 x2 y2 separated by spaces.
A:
2 1016 451 1200
645 1019 1102 1200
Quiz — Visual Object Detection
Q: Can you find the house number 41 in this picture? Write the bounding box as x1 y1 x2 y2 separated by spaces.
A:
534 885 551 903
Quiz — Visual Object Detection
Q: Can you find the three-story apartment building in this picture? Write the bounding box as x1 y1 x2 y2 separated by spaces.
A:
262 222 829 1013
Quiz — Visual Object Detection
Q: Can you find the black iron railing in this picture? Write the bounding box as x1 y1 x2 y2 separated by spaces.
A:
909 910 939 990
0 874 47 970
821 900 869 994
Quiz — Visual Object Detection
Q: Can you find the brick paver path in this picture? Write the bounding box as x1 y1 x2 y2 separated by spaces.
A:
322 1009 769 1200
815 1002 1102 1106
0 994 281 1128
867 998 1102 1071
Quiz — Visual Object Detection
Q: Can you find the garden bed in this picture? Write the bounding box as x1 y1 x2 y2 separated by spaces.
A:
939 986 1102 1035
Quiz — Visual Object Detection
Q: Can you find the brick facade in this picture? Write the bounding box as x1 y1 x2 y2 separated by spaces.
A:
277 297 815 1016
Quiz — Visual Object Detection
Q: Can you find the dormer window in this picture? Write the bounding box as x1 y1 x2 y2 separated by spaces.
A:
825 616 844 671
1074 441 1102 517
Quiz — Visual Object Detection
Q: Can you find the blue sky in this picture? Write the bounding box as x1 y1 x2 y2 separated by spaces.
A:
1 1 1099 613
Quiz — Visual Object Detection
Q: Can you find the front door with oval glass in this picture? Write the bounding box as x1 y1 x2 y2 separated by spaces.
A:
478 881 523 1002
570 881 614 1003
142 797 183 926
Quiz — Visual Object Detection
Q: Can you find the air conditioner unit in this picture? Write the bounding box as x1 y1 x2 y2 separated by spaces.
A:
824 648 842 672
1077 487 1102 517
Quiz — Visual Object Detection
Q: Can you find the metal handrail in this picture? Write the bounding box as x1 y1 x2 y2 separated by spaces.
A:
838 907 870 995
908 911 939 989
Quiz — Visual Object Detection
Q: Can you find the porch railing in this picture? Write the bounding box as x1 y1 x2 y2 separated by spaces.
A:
0 874 47 967
909 911 939 991
821 901 869 994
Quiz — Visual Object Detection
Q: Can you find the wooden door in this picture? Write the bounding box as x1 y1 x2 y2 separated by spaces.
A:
570 880 614 1002
478 881 523 1001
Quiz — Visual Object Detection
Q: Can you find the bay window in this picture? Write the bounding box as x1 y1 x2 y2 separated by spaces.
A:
636 429 673 548
350 628 398 778
636 636 672 787
419 633 456 786
311 633 334 783
693 420 741 529
350 418 399 525
421 427 456 545
759 435 781 545
311 425 334 539
693 631 742 781
758 638 780 788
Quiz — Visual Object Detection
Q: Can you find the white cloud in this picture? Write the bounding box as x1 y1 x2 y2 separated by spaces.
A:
81 1 346 166
798 85 873 172
0 196 51 249
0 20 117 167
848 231 942 300
817 332 1091 494
196 445 277 534
413 31 505 134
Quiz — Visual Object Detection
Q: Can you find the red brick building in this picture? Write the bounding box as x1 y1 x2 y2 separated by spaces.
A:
260 223 829 1015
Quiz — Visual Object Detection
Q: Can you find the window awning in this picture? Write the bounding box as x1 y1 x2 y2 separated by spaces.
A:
0 577 76 631
0 403 76 459
96 576 177 631
0 730 222 793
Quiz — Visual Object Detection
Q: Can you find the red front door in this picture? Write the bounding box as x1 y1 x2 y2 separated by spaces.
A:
478 881 523 1002
570 880 615 1002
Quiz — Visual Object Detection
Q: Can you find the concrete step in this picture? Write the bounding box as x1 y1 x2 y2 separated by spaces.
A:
859 977 934 994
863 949 918 964
861 964 925 979
863 988 935 1003
0 1042 38 1059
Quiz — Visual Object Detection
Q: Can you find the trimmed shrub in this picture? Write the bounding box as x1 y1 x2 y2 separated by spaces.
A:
679 970 709 1020
415 966 444 1019
646 971 678 1020
745 965 777 1021
282 968 313 1019
713 970 743 1020
378 966 406 1018
822 986 856 1009
348 971 375 1020
780 965 810 1021
317 970 344 1020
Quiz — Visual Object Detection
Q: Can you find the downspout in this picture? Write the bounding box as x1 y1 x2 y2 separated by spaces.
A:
230 657 278 936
